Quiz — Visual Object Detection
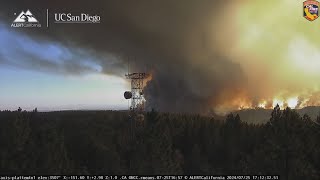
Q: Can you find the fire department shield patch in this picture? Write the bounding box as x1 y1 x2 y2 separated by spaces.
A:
304 0 319 21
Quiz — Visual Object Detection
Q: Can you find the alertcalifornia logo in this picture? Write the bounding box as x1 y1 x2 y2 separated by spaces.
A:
11 9 41 28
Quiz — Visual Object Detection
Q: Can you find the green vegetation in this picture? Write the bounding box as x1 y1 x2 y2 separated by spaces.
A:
0 106 319 178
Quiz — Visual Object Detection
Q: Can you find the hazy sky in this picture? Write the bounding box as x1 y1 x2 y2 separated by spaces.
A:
0 23 129 111
0 0 320 112
230 0 320 109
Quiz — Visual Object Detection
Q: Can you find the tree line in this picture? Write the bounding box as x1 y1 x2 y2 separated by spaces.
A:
0 106 319 179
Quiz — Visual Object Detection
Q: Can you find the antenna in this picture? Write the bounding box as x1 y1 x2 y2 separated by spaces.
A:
125 73 150 112
128 57 130 76
124 56 149 112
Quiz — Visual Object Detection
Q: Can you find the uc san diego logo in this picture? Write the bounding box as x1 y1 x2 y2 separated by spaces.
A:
304 0 319 21
11 10 41 28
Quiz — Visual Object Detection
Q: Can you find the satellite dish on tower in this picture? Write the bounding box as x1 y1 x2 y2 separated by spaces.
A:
124 91 132 99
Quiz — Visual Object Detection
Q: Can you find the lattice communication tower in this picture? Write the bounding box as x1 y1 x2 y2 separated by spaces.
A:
124 72 150 113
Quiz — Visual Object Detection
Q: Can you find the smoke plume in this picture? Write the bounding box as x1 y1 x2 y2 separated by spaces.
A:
0 0 274 113
1 0 246 112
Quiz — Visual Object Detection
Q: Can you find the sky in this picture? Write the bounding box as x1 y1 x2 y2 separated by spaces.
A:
0 23 129 111
0 0 320 113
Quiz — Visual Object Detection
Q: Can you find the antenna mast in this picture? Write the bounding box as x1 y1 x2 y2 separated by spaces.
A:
125 73 149 112
123 59 150 114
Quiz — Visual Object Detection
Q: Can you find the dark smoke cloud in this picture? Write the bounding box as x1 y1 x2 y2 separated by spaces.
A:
0 0 247 113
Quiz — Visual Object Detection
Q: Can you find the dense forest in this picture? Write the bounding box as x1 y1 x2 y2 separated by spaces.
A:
0 106 319 179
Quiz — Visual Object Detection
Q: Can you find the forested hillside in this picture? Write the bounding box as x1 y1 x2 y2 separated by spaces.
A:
234 106 320 124
0 106 319 179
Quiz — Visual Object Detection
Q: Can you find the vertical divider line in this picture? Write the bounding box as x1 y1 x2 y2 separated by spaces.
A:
46 9 49 28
